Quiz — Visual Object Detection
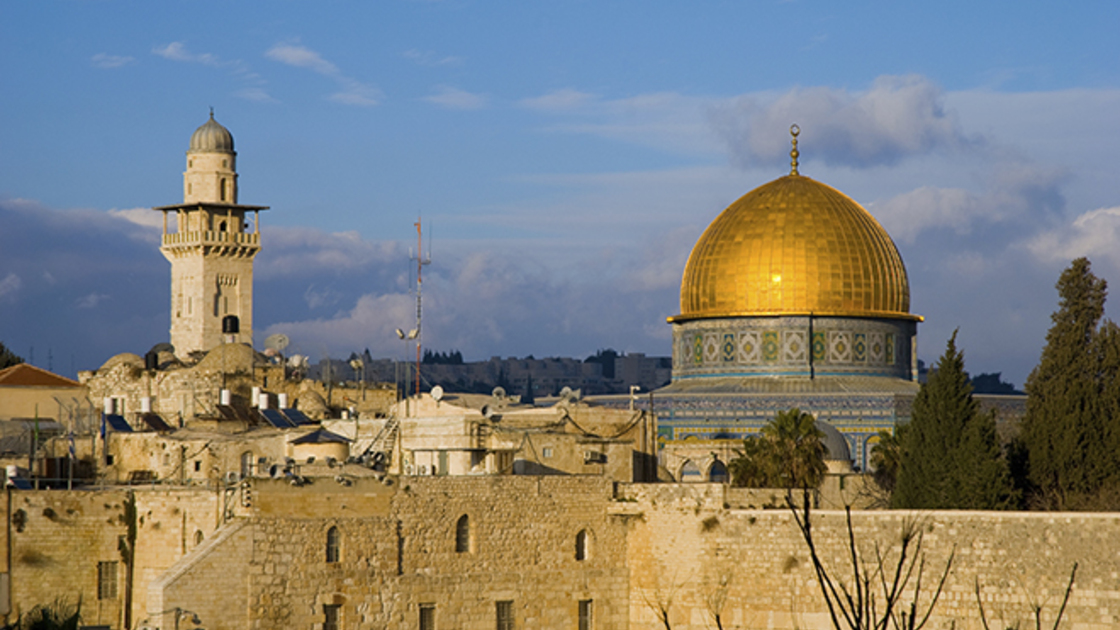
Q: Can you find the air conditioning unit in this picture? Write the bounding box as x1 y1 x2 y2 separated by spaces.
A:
224 471 241 484
583 450 606 464
418 464 429 475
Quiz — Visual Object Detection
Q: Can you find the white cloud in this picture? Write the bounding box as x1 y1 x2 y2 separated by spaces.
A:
91 53 135 69
0 273 21 301
402 49 463 67
108 207 163 229
235 87 277 103
76 293 110 309
519 89 597 112
153 42 220 66
519 75 984 169
1026 207 1120 268
265 43 339 75
710 75 981 168
870 161 1068 244
423 86 488 110
257 226 405 280
265 42 381 107
153 42 270 99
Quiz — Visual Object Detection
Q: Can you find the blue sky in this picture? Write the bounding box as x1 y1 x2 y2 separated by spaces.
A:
2 1 1119 388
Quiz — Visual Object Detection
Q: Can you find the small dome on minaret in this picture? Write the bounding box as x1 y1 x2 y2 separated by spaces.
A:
189 111 235 153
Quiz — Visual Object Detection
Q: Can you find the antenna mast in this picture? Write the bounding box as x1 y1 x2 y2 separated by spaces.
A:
412 219 431 398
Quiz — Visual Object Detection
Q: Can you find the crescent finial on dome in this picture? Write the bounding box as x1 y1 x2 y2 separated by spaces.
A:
789 124 800 176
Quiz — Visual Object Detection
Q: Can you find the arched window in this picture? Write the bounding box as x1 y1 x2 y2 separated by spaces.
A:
219 221 227 232
220 178 227 201
194 530 204 546
709 460 729 483
326 526 340 563
575 529 590 561
455 515 470 553
240 451 254 478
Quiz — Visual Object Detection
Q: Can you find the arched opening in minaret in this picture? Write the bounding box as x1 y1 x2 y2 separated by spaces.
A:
219 221 227 232
220 178 227 201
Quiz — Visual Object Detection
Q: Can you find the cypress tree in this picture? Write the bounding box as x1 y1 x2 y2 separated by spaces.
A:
1022 258 1120 509
892 331 1016 509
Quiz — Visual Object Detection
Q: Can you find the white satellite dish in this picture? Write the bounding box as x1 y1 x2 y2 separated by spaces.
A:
265 334 290 352
492 386 506 399
430 385 444 402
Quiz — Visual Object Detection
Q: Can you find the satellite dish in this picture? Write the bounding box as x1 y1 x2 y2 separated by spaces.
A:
431 385 444 402
287 354 308 368
265 334 290 352
559 386 573 399
491 386 506 399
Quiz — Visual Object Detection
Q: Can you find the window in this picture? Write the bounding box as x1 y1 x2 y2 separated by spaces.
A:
542 447 553 458
419 604 435 630
578 600 593 630
495 600 514 630
194 530 204 546
220 178 227 201
194 461 201 472
97 561 118 600
455 515 470 553
240 451 254 478
323 604 340 630
326 526 340 563
575 530 590 561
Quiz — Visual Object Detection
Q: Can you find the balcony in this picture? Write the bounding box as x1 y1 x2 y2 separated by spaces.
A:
161 231 260 248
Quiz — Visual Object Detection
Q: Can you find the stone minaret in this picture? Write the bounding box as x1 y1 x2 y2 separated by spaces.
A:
153 113 268 357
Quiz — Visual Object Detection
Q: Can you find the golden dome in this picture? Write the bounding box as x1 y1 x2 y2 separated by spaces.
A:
672 173 917 322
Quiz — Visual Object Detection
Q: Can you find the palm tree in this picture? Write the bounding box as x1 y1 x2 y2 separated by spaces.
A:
729 408 826 489
762 408 826 490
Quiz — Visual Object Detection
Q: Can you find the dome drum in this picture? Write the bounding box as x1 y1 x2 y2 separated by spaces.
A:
671 315 916 381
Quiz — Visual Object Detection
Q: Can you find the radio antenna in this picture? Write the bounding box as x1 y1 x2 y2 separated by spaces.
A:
411 218 432 398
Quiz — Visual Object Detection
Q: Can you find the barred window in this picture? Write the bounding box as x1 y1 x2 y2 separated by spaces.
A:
97 561 118 600
326 526 340 563
419 603 435 630
495 600 514 630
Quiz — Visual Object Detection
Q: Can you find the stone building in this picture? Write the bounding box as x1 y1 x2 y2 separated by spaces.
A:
0 363 87 423
153 112 268 357
381 392 657 481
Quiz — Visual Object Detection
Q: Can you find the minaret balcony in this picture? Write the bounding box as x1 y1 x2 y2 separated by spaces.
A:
161 230 260 248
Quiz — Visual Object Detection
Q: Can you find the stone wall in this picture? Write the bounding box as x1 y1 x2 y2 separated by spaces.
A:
619 483 1120 629
155 475 630 630
11 478 1114 630
2 487 218 629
